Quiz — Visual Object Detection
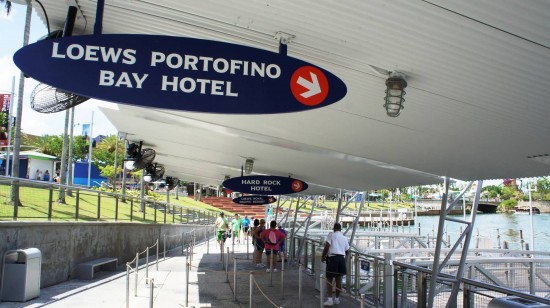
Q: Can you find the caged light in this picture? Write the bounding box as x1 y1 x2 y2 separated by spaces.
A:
383 72 407 117
244 159 254 174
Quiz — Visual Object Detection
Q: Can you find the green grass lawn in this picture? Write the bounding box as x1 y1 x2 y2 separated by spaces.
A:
0 185 221 224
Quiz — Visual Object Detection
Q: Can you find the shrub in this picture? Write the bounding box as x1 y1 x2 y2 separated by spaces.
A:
499 199 517 212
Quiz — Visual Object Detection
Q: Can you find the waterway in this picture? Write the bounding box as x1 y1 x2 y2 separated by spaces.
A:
415 213 550 252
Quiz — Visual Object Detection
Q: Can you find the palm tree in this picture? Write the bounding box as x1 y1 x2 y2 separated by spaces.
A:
1 0 12 15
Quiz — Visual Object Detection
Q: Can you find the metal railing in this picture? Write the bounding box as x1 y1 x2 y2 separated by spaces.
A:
0 176 217 224
290 233 550 307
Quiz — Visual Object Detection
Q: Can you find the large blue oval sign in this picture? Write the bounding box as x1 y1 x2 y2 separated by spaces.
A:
14 34 347 114
223 175 308 195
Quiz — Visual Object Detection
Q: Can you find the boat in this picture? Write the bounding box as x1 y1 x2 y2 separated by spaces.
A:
514 206 540 214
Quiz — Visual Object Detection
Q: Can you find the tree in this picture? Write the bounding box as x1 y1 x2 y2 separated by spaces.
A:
25 133 87 160
536 177 550 201
1 0 11 15
91 135 124 185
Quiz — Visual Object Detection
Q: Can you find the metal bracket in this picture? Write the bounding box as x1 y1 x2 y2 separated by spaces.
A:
274 31 296 45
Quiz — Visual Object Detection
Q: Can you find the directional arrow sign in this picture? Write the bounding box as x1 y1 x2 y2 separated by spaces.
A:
223 175 308 195
290 66 329 106
233 195 277 205
14 34 347 114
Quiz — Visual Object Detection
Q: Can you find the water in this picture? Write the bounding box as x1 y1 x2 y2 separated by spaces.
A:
415 213 550 252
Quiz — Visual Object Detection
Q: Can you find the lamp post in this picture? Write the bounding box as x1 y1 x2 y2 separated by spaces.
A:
87 112 94 187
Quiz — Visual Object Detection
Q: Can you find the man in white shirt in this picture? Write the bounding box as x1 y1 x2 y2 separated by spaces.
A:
321 222 349 306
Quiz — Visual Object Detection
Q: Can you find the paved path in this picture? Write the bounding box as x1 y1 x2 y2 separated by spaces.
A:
1 236 363 307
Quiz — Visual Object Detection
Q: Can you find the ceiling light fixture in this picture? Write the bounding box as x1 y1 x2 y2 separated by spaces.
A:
384 72 407 117
244 159 254 174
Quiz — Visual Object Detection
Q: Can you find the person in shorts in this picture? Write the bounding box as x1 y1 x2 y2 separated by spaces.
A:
260 220 286 273
321 223 349 306
242 215 251 240
231 214 241 243
215 212 229 248
252 219 266 268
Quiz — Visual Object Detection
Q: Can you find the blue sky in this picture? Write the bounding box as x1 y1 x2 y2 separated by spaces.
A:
0 2 116 137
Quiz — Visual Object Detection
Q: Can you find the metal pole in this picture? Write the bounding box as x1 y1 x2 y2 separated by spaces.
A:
360 293 365 308
320 274 325 306
163 234 166 260
185 262 190 307
156 239 159 271
87 111 94 187
281 251 285 299
270 249 274 287
298 263 303 308
135 252 139 296
249 271 254 308
113 131 119 192
226 247 230 283
126 264 130 308
149 278 154 308
5 76 15 176
67 107 75 197
146 247 149 284
233 257 237 301
207 230 210 255
528 181 535 251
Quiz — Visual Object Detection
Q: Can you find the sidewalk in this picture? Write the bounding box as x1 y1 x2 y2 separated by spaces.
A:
1 235 361 307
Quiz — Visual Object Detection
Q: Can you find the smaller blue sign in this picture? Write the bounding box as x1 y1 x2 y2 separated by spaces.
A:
223 175 308 195
233 195 277 205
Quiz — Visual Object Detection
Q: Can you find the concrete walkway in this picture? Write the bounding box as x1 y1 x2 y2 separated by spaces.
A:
1 236 363 307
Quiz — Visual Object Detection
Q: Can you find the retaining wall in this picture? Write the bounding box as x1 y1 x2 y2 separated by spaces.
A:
0 222 212 288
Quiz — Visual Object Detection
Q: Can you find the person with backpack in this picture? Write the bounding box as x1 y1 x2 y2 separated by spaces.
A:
260 220 286 273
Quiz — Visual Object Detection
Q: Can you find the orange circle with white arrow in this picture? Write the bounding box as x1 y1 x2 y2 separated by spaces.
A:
290 66 329 106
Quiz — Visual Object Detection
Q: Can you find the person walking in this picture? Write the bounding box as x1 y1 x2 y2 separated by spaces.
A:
252 219 266 268
231 214 241 244
277 224 288 262
215 212 229 249
321 222 350 306
260 220 286 273
242 215 251 241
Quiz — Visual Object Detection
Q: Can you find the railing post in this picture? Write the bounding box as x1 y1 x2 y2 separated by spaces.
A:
163 234 166 260
75 189 80 221
48 186 53 221
149 278 154 308
418 271 427 308
226 247 230 283
384 253 395 307
346 252 352 294
97 192 101 221
163 203 167 224
355 253 360 299
207 230 210 255
185 261 190 307
299 263 303 308
249 271 254 308
156 239 159 271
135 252 139 296
115 195 119 221
320 274 325 306
145 246 150 284
270 249 274 287
373 259 380 307
281 250 285 299
233 257 237 302
126 263 130 308
130 198 134 222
